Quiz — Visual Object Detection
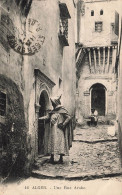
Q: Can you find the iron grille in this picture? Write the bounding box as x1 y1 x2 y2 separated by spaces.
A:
95 22 103 32
59 18 68 40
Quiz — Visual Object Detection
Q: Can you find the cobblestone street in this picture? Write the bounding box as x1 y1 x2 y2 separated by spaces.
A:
32 125 122 179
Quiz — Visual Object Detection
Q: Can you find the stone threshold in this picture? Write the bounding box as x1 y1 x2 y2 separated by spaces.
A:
73 138 118 143
33 157 50 168
31 171 122 181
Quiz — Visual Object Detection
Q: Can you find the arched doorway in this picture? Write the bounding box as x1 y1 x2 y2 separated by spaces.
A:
91 83 106 116
38 90 49 155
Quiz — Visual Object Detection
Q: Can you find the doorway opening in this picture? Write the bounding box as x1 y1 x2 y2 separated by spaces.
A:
91 83 106 116
38 90 49 155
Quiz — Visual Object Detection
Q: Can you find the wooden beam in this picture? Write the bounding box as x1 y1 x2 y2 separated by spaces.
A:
111 46 117 73
93 48 96 73
76 48 82 63
97 47 100 74
103 47 105 73
88 48 92 73
107 47 110 73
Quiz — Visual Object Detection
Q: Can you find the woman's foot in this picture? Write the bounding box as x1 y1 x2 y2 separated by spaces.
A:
48 158 55 164
57 159 63 164
58 155 63 164
49 155 54 164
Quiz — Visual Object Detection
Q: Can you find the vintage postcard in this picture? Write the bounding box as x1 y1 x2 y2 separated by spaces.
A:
0 0 122 195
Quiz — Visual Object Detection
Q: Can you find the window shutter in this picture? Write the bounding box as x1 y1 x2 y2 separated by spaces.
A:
59 3 71 19
115 11 119 36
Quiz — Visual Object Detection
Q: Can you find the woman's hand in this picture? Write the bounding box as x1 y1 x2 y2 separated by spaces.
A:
58 123 65 130
38 117 43 120
38 115 49 121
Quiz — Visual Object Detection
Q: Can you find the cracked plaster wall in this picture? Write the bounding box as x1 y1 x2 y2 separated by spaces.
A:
0 0 76 173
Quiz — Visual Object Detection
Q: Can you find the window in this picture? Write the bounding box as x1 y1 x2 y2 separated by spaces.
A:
0 91 6 116
111 23 115 31
114 11 119 36
100 10 103 15
91 10 94 16
111 23 118 44
59 18 68 39
95 22 103 32
59 3 71 46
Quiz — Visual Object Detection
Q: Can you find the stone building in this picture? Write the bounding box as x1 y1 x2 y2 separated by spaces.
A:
116 1 122 164
0 0 76 176
75 0 120 123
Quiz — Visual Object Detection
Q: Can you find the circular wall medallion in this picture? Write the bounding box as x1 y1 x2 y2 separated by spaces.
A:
7 18 45 55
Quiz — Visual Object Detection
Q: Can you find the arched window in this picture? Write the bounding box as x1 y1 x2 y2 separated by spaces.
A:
100 9 103 15
91 10 94 16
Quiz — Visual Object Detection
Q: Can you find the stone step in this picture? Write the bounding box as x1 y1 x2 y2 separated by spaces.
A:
32 169 122 180
73 138 118 143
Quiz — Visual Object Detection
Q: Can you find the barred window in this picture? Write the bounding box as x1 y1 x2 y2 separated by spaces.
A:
59 18 68 39
59 3 70 46
95 22 103 32
0 91 6 116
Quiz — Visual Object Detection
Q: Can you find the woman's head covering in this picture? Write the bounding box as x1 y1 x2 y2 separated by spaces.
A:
50 95 62 106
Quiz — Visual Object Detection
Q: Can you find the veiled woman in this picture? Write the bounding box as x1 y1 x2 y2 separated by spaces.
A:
39 95 72 164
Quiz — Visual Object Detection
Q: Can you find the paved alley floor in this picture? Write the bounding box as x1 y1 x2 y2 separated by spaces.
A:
32 125 122 179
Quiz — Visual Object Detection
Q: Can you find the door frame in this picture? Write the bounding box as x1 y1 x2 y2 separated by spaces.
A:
34 69 55 157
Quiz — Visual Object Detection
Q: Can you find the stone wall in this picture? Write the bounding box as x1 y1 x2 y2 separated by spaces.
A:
0 0 76 176
76 0 120 123
80 0 119 47
76 53 116 121
0 74 26 177
117 2 122 164
61 0 76 115
25 0 76 161
118 44 122 164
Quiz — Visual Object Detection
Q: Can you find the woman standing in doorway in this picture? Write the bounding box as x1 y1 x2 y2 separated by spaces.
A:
39 95 73 164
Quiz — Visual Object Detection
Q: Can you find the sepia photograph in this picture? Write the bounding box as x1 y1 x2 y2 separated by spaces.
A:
0 0 122 194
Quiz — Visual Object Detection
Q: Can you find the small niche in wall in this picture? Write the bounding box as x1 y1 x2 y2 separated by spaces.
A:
59 78 62 88
91 10 94 16
100 10 103 15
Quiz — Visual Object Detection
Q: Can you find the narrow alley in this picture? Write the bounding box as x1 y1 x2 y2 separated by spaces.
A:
32 124 122 179
0 1 122 194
